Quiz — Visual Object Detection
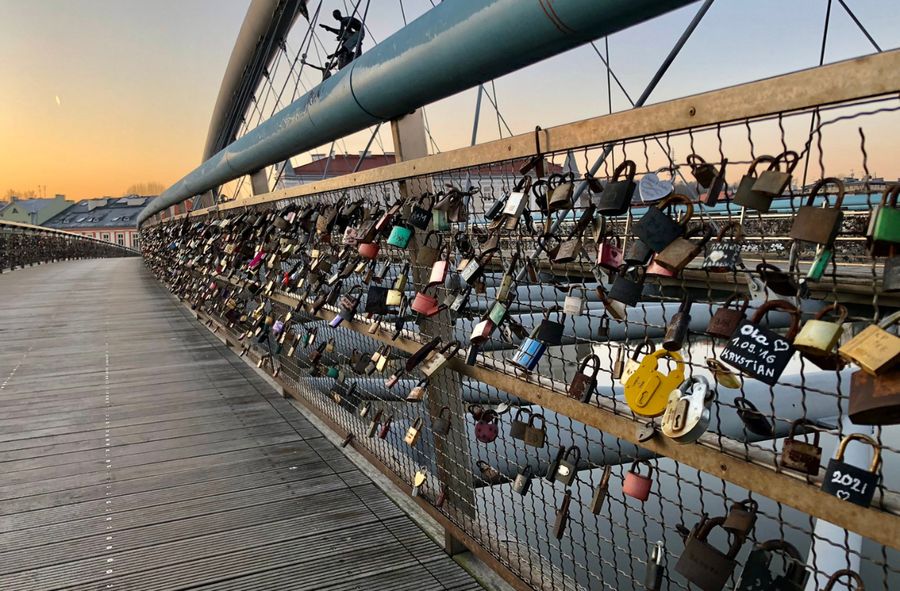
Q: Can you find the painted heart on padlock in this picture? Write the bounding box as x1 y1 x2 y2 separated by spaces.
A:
836 490 851 500
639 172 674 203
475 422 498 443
773 340 791 352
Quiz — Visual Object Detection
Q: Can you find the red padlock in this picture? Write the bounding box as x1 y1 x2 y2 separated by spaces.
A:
623 460 654 501
597 237 624 272
358 242 380 260
411 285 442 317
248 250 266 270
646 256 677 277
475 410 499 443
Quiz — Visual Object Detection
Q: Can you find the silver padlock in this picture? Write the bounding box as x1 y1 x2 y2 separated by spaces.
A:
563 285 586 317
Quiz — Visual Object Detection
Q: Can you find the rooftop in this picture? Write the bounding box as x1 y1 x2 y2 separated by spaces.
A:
0 196 68 215
44 196 155 230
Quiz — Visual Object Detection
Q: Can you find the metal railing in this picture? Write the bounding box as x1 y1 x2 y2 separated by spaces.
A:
1 220 138 272
139 53 900 591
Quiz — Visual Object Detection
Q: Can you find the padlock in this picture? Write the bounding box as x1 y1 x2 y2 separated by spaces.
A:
484 191 508 220
554 205 595 264
386 222 414 248
596 236 624 272
645 542 665 591
501 177 531 218
435 484 448 509
411 284 443 317
432 406 452 436
789 177 845 246
608 265 646 307
702 221 744 272
637 166 674 203
700 158 728 206
663 297 692 351
723 498 758 537
596 160 637 215
365 284 390 314
706 358 742 389
734 397 774 436
849 367 900 425
687 153 718 188
621 338 655 384
867 184 900 256
823 569 865 591
752 150 799 197
563 286 586 317
470 318 495 346
421 341 462 376
884 252 900 292
509 408 532 440
624 349 685 418
409 193 434 230
707 294 749 339
416 231 442 268
358 241 380 259
358 400 371 418
623 460 654 501
411 467 427 497
634 193 694 253
552 490 572 540
655 223 713 274
330 285 364 327
406 378 429 402
475 409 499 443
661 376 712 443
523 413 547 448
781 419 822 475
568 354 601 403
838 310 900 375
495 250 519 303
404 418 424 446
460 244 498 284
548 172 575 211
587 465 612 515
822 433 881 507
733 154 778 211
553 445 581 487
624 238 653 266
611 344 626 380
721 300 801 386
488 300 508 325
513 465 533 496
801 245 831 284
755 262 800 297
366 409 383 438
794 303 848 358
378 414 393 439
736 539 808 591
428 242 453 284
675 515 744 591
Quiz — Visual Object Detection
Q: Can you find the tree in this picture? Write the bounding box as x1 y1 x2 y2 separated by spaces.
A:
3 189 37 202
124 182 165 196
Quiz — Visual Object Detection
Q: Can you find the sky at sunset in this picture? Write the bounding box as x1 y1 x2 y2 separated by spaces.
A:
1 0 899 201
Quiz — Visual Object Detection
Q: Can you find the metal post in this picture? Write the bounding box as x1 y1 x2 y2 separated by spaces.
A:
250 169 270 195
471 85 484 146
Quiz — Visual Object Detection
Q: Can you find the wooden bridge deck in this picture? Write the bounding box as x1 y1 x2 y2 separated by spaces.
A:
0 258 483 591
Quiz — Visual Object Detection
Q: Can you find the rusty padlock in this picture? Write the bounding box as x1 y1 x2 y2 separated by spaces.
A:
781 419 822 475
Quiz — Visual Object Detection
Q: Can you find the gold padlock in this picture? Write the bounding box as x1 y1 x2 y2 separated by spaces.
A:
794 303 848 357
706 358 741 389
621 338 655 385
624 349 685 418
404 418 424 446
839 311 900 375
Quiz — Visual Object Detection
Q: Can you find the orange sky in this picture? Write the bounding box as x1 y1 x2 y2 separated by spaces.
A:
1 1 898 201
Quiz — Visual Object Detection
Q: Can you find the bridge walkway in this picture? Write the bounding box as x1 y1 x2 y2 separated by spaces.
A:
0 258 482 591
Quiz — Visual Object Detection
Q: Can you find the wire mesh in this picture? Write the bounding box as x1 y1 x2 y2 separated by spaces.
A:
141 95 900 591
0 223 137 271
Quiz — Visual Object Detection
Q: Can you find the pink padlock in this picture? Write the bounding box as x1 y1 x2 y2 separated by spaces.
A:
646 256 677 277
358 242 380 260
475 410 499 443
247 250 266 270
411 285 442 317
596 237 624 272
623 460 654 501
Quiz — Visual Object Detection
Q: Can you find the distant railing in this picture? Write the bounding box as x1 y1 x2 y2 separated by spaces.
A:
0 220 138 271
141 52 900 591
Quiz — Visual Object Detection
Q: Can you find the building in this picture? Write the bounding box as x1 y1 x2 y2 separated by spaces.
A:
43 196 154 250
0 195 72 225
277 153 398 188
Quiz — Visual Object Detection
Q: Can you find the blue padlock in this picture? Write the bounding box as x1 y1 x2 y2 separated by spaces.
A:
386 223 414 248
510 337 547 371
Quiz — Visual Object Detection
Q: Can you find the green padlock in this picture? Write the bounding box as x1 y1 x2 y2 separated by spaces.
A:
488 301 508 325
867 185 900 256
326 366 340 378
806 245 833 282
386 223 414 248
432 209 450 231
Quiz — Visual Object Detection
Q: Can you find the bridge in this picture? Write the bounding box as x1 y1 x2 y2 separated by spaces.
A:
4 1 900 590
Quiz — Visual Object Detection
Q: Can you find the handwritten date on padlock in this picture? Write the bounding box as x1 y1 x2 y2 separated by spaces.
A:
720 322 794 386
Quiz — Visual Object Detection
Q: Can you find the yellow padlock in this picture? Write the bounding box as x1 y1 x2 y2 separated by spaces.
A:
839 311 900 375
625 349 685 417
794 303 847 357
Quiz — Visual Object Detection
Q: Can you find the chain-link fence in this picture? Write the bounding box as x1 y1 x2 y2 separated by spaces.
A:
1 221 138 271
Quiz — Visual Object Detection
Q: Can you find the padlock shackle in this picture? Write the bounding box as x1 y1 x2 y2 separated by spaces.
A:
685 153 708 169
422 230 443 250
878 183 900 208
528 413 546 429
683 223 715 245
787 419 821 446
834 433 882 472
877 309 900 328
802 177 846 209
655 193 694 226
630 337 656 361
750 300 802 341
694 515 743 559
629 459 654 478
757 538 803 561
715 220 744 242
823 569 865 591
612 159 637 181
437 406 451 419
563 445 581 465
812 302 848 324
767 150 800 174
577 354 602 376
721 293 750 313
512 175 533 193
